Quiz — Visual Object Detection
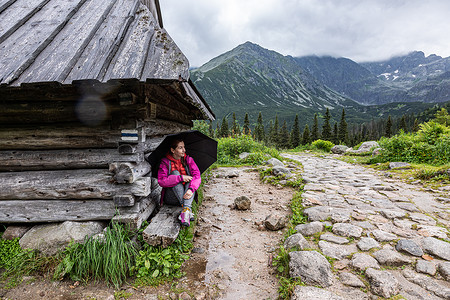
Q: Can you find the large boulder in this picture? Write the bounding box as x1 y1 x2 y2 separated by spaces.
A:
289 250 333 287
331 145 349 154
346 141 380 154
20 221 105 255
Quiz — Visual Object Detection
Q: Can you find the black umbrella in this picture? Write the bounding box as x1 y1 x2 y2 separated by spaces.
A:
147 130 217 178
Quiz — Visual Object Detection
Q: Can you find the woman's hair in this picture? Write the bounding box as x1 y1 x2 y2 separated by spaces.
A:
169 139 187 168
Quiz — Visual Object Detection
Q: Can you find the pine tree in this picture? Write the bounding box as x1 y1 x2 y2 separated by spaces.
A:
254 112 265 141
338 109 348 144
332 122 338 144
270 114 279 146
279 120 290 149
220 116 229 137
290 114 301 148
243 113 250 135
399 115 408 132
231 112 239 136
412 118 420 132
302 125 310 145
322 108 332 141
311 113 319 142
385 115 392 138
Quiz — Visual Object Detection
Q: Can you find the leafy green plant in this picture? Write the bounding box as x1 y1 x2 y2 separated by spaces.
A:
133 228 192 285
217 135 280 165
0 236 22 269
311 139 334 152
54 222 137 288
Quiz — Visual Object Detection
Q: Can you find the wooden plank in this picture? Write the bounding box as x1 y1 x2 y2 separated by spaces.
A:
109 161 151 183
103 3 156 80
0 169 151 200
0 0 16 14
0 199 116 223
0 149 143 172
142 206 182 248
66 0 140 82
141 26 189 81
0 126 120 150
0 0 87 84
17 0 118 83
0 0 51 44
113 195 135 207
114 188 160 230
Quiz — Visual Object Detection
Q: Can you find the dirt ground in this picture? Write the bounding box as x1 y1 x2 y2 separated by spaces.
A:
0 166 294 300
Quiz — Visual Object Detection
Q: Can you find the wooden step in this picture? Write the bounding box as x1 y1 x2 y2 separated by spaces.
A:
142 206 182 248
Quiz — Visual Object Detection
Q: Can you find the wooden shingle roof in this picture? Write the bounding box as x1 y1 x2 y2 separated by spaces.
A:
0 0 214 120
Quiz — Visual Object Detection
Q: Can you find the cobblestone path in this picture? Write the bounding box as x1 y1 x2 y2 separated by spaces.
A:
283 153 450 299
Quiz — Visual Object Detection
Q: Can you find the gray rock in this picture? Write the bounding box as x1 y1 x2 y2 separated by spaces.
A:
216 170 239 178
403 268 450 299
438 261 450 281
320 233 349 245
417 225 449 239
331 145 349 154
318 241 357 260
380 209 407 219
2 225 31 240
372 249 412 266
371 229 397 242
303 206 332 221
365 268 400 298
330 211 351 223
416 260 436 276
272 166 292 177
238 152 250 160
332 223 363 238
389 162 411 169
19 221 105 255
372 148 382 156
396 239 423 257
267 157 284 167
357 141 380 153
422 237 450 261
289 251 333 287
284 233 309 250
357 237 380 251
339 272 366 288
264 214 286 231
351 253 380 271
292 286 345 300
295 221 324 236
410 213 436 225
234 196 251 210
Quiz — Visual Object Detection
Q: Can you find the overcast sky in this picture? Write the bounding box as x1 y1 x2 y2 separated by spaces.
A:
159 0 450 68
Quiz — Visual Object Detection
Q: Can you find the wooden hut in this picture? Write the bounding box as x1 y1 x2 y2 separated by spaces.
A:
0 0 214 231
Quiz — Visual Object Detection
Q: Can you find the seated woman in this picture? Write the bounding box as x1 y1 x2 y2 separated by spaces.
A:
157 139 201 227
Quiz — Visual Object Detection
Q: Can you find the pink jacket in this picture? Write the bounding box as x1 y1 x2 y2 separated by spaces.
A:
157 155 201 202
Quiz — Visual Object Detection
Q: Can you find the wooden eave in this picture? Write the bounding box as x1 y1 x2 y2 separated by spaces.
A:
0 79 208 126
0 0 214 121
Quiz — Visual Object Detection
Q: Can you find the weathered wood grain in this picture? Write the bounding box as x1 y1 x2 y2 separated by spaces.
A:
17 0 117 83
66 0 140 82
0 126 120 150
0 0 51 44
0 199 116 223
142 205 182 248
0 149 143 172
103 3 155 80
113 195 135 207
0 169 151 200
0 0 16 13
0 0 87 84
109 161 151 184
113 189 160 230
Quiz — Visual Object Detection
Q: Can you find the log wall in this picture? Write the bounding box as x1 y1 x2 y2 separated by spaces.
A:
0 117 190 229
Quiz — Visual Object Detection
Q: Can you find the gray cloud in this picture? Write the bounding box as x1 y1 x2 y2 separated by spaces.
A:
159 0 450 67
